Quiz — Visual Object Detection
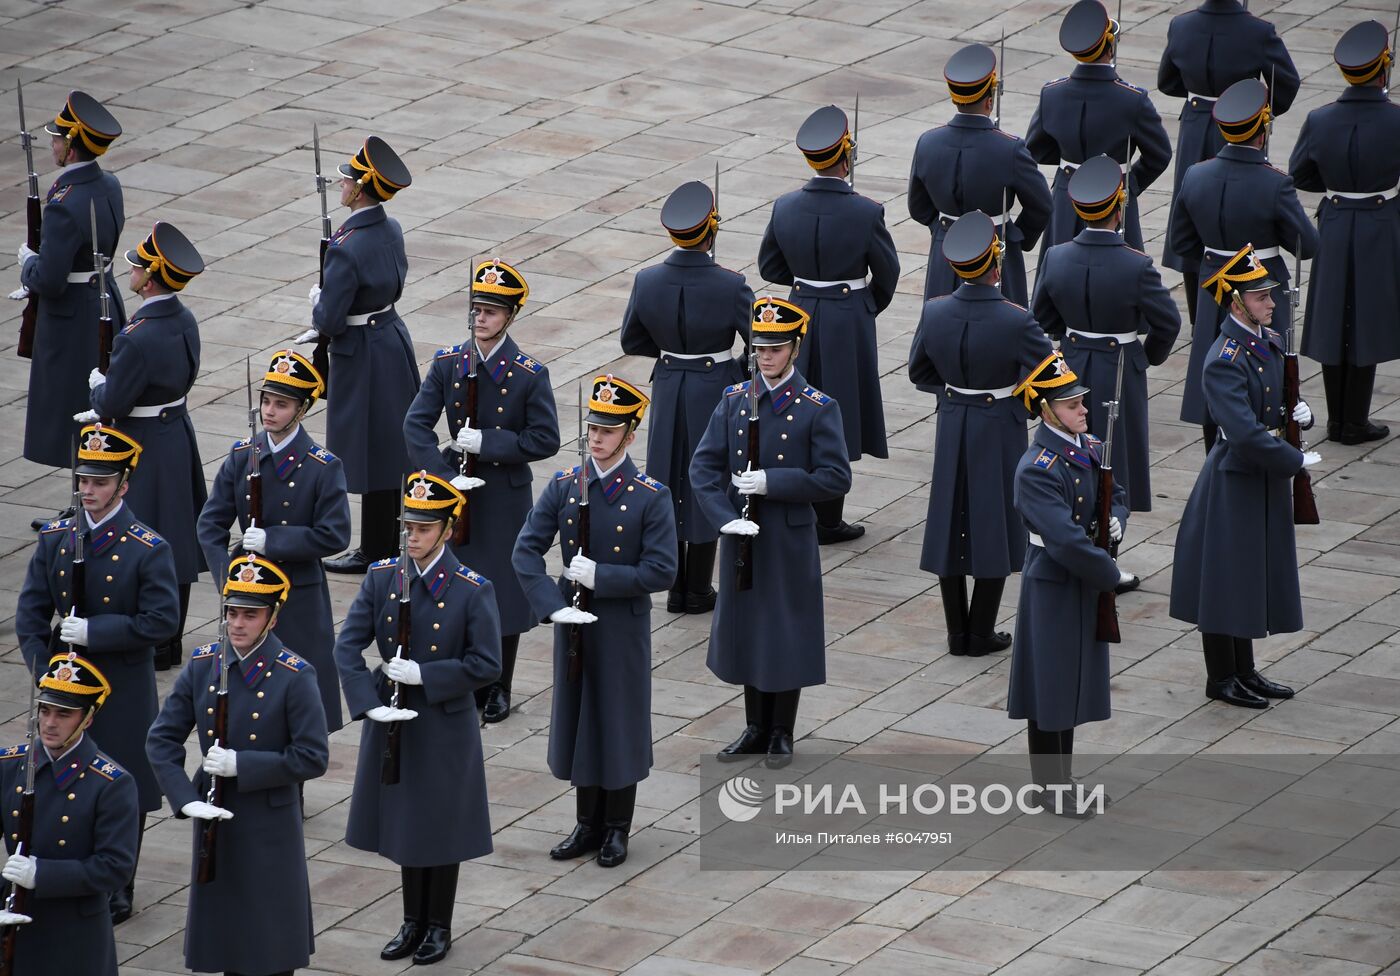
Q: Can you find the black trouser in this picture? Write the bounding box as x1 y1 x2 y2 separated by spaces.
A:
813 496 845 529
1321 362 1378 430
1026 719 1075 787
360 489 400 560
672 540 717 596
155 584 191 665
400 862 460 929
1202 632 1255 682
475 633 519 708
1183 270 1199 326
742 685 801 734
1202 422 1219 454
939 576 1005 639
575 783 637 831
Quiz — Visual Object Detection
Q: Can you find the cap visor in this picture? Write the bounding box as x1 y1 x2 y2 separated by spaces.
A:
401 510 447 523
585 411 629 428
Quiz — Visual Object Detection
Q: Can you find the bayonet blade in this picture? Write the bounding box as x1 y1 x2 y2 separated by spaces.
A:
850 92 860 190
712 160 720 263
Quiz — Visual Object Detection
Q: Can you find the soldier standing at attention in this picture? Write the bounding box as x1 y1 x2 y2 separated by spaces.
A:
0 653 139 976
1026 0 1172 271
620 181 752 613
908 43 1051 307
146 557 329 976
513 376 677 868
199 350 351 733
13 92 127 531
86 221 207 671
1171 79 1318 450
404 259 559 723
1157 0 1298 325
691 299 851 766
15 425 177 924
1171 246 1319 708
759 104 899 544
908 213 1053 656
1290 21 1400 444
303 136 422 575
335 474 501 966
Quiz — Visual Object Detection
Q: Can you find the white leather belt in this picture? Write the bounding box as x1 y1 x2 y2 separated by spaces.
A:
127 396 186 418
660 349 733 362
346 304 393 325
1326 187 1399 201
793 276 866 290
946 383 1016 399
1186 92 1217 103
1204 245 1280 260
1062 160 1126 173
68 262 111 283
1028 532 1045 548
1067 328 1138 343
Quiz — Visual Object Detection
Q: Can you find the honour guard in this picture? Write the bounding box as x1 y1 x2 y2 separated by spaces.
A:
1171 78 1318 448
908 44 1052 306
335 474 501 966
146 557 329 976
513 376 677 868
691 299 851 764
198 350 351 732
1171 246 1318 708
88 221 207 670
15 425 177 923
404 259 559 723
305 136 422 575
758 104 899 542
1026 0 1172 268
0 653 139 976
1290 21 1400 444
908 213 1054 656
15 92 127 528
1032 156 1180 515
1157 0 1299 324
620 181 752 613
1006 355 1131 814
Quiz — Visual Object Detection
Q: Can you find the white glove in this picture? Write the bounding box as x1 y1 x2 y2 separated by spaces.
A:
365 705 418 723
2 853 36 890
293 328 319 345
456 426 483 454
720 518 760 536
73 409 100 423
564 554 597 590
87 367 105 391
731 469 768 496
7 286 28 300
59 612 88 647
450 474 485 491
1108 516 1123 543
1302 451 1322 468
180 800 234 821
308 284 322 308
1292 400 1313 426
384 656 422 686
17 242 36 266
550 606 598 625
201 745 237 778
241 525 267 553
0 909 31 925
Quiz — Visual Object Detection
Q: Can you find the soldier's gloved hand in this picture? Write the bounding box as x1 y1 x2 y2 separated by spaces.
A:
1302 450 1322 468
456 426 483 454
0 908 32 926
731 469 767 496
384 656 422 686
564 554 597 590
550 606 597 625
16 242 36 266
720 518 760 536
88 367 105 391
241 525 267 553
308 284 322 308
73 409 100 424
450 474 485 492
1108 516 1123 543
293 328 319 345
201 745 237 778
365 705 418 723
1292 400 1313 427
7 285 28 300
59 612 88 647
180 800 234 821
2 853 37 890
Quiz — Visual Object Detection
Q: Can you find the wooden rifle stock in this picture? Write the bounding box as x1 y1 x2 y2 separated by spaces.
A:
0 791 33 974
568 468 591 683
1282 354 1319 524
1094 466 1121 643
381 598 409 786
195 689 228 884
451 356 478 546
17 197 39 359
735 417 760 591
312 237 330 387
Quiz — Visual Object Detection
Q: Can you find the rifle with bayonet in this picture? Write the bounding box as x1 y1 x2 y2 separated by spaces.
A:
452 264 479 546
90 202 112 376
68 438 86 644
568 385 590 683
1094 347 1126 643
712 161 720 264
849 93 859 191
994 28 1006 129
381 479 409 785
1284 247 1319 524
245 357 263 544
310 124 332 389
0 679 38 970
196 612 230 884
735 333 760 591
15 80 39 360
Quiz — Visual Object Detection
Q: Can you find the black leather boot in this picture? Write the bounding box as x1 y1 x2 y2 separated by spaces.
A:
966 577 1010 655
719 686 768 760
324 547 374 574
1338 364 1388 444
478 637 518 723
684 541 718 612
1238 670 1294 699
668 539 688 612
109 883 133 925
814 497 864 544
597 785 635 868
938 576 969 655
381 866 428 960
766 690 799 768
1207 675 1268 708
412 863 459 964
550 786 604 859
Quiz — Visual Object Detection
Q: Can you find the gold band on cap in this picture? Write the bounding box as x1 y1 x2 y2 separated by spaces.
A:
1341 48 1392 85
224 554 293 605
1071 185 1125 222
1072 22 1115 63
668 213 719 248
350 147 407 201
1202 243 1271 304
950 237 1004 280
804 132 853 171
947 70 996 105
1013 352 1082 411
1219 103 1272 144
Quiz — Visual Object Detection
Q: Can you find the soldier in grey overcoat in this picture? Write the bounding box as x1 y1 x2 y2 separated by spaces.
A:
335 473 501 967
909 213 1053 657
759 104 899 543
404 259 560 723
513 375 677 869
620 182 752 614
691 298 851 767
146 556 329 976
0 652 138 976
88 221 207 670
1006 354 1130 814
305 137 421 574
1290 21 1400 444
15 424 177 923
1171 246 1319 709
199 350 350 732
